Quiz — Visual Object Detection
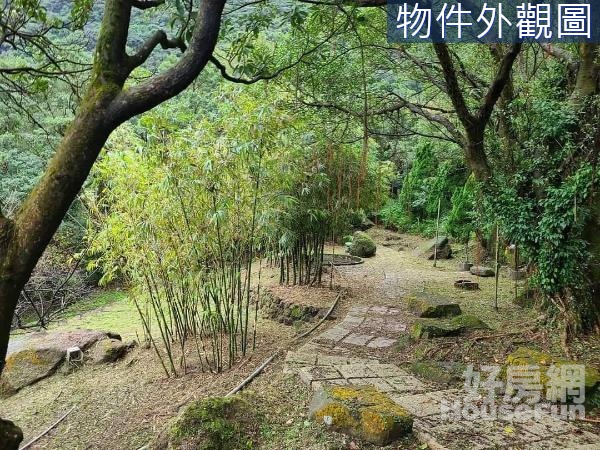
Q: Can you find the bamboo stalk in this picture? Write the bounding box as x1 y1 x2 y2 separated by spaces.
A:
433 197 441 268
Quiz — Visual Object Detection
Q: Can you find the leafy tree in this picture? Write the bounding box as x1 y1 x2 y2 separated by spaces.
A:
446 174 477 262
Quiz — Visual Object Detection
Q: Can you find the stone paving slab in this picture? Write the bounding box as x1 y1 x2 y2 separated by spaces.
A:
389 390 464 418
367 337 397 348
342 333 374 346
334 363 378 379
284 303 600 449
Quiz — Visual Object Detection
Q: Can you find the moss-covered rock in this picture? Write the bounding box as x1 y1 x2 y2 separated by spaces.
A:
151 395 260 450
404 295 461 318
0 418 23 450
347 231 377 258
91 338 129 364
1 348 64 396
309 385 412 445
1 329 122 396
410 314 489 339
504 347 600 406
405 361 465 387
261 291 324 325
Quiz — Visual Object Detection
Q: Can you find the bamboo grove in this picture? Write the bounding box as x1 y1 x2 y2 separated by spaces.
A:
86 86 391 375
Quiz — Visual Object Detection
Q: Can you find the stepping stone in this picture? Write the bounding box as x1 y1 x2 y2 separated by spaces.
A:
382 321 408 332
405 295 462 318
470 265 495 277
309 385 413 445
367 337 396 349
342 333 374 346
340 315 365 328
335 364 377 379
368 364 408 378
390 389 465 418
370 306 389 315
384 375 427 394
316 327 351 343
298 366 343 385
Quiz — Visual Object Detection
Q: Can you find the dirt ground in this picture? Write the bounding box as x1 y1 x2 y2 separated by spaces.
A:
2 228 599 449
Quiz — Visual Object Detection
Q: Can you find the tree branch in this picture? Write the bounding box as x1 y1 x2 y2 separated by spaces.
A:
380 95 464 144
108 0 226 121
433 43 476 129
540 43 575 66
477 43 522 124
130 0 165 9
128 30 186 70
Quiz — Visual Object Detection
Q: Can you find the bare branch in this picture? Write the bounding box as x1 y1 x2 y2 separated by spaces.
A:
380 95 464 144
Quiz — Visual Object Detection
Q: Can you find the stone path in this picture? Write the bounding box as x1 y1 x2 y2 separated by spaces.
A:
285 307 600 449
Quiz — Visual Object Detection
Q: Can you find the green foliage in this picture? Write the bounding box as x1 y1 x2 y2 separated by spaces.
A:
380 142 464 236
445 174 478 247
169 396 258 450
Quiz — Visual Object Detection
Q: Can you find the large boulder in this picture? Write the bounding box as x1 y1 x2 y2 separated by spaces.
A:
90 338 130 364
404 295 461 318
310 385 413 445
410 315 489 339
470 266 495 277
413 236 452 260
1 348 65 396
151 395 261 450
1 330 123 396
347 231 377 258
0 418 23 450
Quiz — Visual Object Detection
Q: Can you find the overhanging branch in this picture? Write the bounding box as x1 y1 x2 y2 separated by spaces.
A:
128 30 186 70
130 0 165 9
477 43 522 124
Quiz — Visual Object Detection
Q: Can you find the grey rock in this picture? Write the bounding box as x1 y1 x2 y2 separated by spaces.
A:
470 265 495 277
90 338 129 364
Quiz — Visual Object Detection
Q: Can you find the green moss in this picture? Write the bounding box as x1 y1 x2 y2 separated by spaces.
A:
404 295 461 318
411 314 488 339
168 396 258 450
504 347 600 406
289 305 304 320
348 231 376 258
406 361 464 386
311 386 412 446
450 314 489 330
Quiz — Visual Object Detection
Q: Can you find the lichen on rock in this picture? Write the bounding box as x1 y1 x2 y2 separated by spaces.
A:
309 385 413 446
504 347 600 406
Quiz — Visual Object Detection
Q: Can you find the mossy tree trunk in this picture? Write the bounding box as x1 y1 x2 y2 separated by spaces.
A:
0 0 226 390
